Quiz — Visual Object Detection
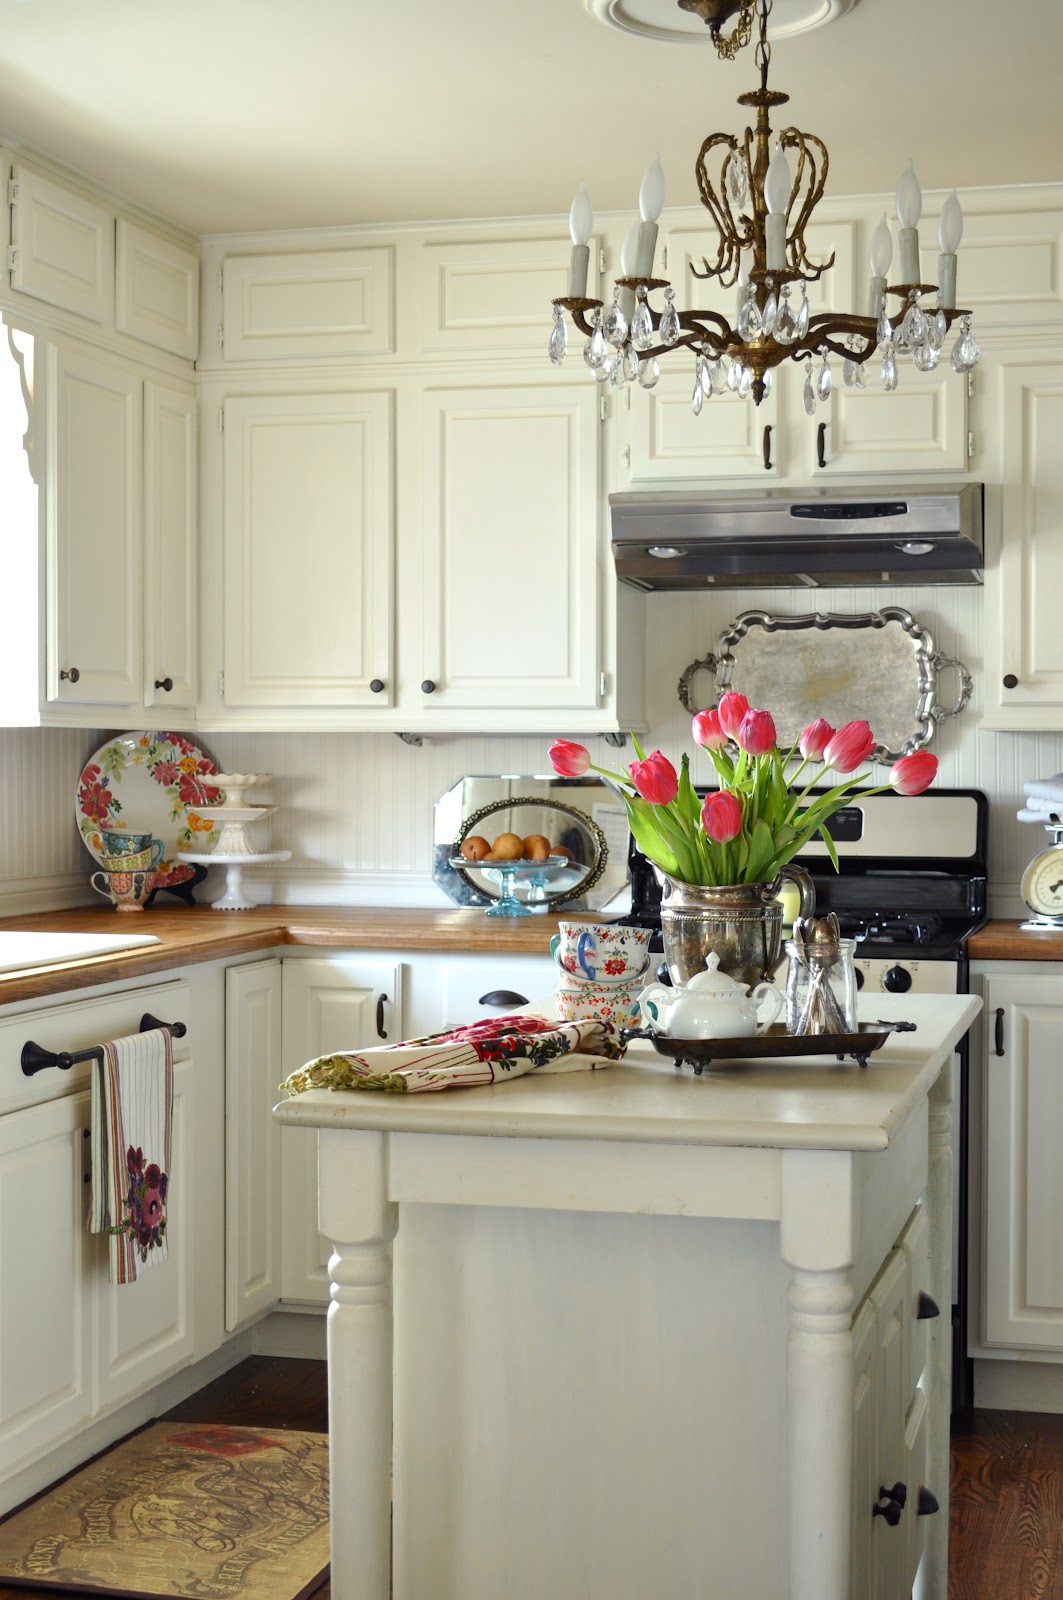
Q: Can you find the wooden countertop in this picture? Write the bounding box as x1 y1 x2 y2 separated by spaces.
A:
0 905 570 1006
966 919 1063 961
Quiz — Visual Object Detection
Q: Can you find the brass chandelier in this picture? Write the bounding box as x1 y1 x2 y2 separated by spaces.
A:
548 0 980 411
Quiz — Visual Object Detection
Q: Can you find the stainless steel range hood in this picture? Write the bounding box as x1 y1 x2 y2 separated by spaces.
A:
610 483 983 589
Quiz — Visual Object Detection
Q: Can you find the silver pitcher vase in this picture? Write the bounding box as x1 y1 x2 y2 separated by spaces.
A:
656 868 816 993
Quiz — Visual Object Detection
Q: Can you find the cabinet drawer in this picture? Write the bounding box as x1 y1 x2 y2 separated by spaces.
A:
0 977 191 1116
222 247 393 359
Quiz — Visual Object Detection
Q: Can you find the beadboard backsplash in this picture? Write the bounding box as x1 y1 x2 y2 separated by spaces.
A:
1 586 1059 919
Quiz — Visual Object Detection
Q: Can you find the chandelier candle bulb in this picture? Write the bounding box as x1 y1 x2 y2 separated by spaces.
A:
567 181 593 298
895 160 923 284
764 144 791 271
867 213 893 316
937 189 963 309
619 220 640 319
634 155 665 279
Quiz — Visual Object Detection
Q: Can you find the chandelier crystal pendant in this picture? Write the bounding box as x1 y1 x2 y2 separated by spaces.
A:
548 0 979 413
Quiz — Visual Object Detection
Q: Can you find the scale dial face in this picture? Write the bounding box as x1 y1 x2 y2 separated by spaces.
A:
1020 842 1063 920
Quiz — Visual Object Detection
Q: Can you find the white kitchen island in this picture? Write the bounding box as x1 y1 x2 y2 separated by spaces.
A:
273 992 979 1600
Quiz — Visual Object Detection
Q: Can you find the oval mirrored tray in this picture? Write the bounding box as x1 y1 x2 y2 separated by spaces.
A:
678 606 972 761
435 778 627 912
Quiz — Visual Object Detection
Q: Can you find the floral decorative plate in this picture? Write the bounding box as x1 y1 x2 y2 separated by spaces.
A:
76 732 223 893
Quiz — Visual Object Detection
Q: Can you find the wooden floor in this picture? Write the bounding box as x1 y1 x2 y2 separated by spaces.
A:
2 1359 1062 1598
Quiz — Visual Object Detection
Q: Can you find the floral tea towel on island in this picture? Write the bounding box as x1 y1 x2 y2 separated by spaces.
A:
88 1029 173 1285
282 1014 624 1096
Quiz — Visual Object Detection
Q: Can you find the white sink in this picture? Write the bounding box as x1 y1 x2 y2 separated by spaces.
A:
0 930 161 973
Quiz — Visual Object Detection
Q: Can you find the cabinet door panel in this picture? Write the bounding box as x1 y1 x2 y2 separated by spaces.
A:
984 360 1063 725
627 373 779 481
144 381 196 710
223 248 393 360
420 234 596 352
115 221 199 360
818 368 968 475
422 384 600 709
47 346 141 707
280 958 401 1303
225 960 283 1331
10 165 111 323
983 974 1063 1347
0 1094 91 1470
95 1060 194 1407
223 391 393 707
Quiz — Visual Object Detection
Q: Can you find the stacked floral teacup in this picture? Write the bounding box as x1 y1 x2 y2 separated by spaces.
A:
551 919 652 1029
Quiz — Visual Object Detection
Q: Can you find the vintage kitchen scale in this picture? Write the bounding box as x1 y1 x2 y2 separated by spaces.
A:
1020 822 1063 930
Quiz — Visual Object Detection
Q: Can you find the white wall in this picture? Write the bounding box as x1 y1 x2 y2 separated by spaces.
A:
3 580 1059 918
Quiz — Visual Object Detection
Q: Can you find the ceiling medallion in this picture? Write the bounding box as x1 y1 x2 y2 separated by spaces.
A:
552 0 978 410
585 0 858 45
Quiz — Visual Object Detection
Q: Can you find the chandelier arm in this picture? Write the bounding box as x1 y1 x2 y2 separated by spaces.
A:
778 128 832 280
695 132 751 286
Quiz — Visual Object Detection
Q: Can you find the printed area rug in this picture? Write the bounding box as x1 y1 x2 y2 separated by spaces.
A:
0 1423 329 1600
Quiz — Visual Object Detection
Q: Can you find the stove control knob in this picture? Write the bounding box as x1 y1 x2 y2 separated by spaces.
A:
882 965 913 994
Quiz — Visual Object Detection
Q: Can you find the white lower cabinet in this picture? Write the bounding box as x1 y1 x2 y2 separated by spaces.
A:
404 951 557 1039
0 968 223 1502
851 1204 941 1600
977 965 1063 1350
0 1092 92 1472
278 956 402 1305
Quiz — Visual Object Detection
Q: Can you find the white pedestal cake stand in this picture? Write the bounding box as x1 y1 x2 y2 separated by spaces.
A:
176 850 292 911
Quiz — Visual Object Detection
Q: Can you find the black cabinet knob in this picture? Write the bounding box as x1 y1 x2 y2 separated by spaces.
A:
421 679 436 694
154 677 173 692
478 990 529 1008
916 1486 940 1517
59 667 80 683
916 1290 941 1321
873 1498 903 1527
1002 674 1019 689
369 678 385 694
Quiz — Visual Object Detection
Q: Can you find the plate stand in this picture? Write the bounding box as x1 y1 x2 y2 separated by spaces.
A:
176 850 292 911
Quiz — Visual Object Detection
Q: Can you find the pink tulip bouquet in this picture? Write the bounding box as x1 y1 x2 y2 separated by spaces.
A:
549 692 938 888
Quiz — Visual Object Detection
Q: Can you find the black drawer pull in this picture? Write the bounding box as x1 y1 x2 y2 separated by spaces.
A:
762 424 772 471
23 1014 186 1077
817 421 827 469
994 1007 1005 1056
154 677 173 693
916 1486 939 1517
916 1291 941 1321
478 990 528 1008
376 994 388 1040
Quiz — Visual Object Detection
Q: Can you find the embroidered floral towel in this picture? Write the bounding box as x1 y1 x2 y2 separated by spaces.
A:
88 1029 173 1285
281 1014 623 1096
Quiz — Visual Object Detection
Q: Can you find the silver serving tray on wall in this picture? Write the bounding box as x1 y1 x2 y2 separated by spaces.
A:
678 607 972 762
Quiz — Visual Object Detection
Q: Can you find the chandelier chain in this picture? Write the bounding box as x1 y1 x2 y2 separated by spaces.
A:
754 0 772 90
712 2 754 60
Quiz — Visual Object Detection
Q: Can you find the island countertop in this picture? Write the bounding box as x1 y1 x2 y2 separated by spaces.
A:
273 992 980 1154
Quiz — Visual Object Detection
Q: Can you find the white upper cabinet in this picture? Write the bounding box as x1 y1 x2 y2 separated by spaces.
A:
626 375 780 480
46 344 142 708
814 366 970 476
143 379 196 710
221 248 393 360
420 233 598 353
983 355 1063 729
420 380 601 711
222 389 394 707
115 221 199 360
9 164 112 324
918 206 1063 333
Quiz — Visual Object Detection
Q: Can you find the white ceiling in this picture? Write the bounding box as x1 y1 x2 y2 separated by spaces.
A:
0 0 1059 237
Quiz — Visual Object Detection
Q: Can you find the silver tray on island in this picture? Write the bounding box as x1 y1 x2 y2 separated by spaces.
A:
621 1021 916 1072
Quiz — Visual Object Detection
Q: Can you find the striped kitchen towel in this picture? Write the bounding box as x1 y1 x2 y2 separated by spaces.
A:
281 1014 623 1096
88 1029 173 1285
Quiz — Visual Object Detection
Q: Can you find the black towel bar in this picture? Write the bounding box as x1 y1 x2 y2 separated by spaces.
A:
20 1014 187 1078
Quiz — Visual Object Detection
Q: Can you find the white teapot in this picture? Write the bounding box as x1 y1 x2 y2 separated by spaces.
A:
638 952 784 1040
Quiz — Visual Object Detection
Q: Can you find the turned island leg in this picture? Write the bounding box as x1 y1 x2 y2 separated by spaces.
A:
317 1128 397 1600
781 1150 856 1600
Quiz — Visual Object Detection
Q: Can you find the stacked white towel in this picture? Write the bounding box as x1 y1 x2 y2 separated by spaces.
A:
1017 773 1063 824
